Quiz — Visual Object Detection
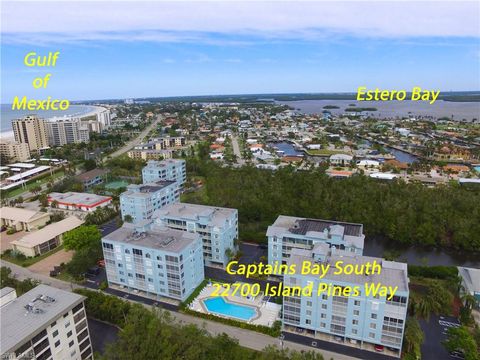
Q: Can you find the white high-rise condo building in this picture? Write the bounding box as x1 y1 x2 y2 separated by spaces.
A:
0 284 93 360
155 203 238 267
267 216 365 266
102 222 205 301
282 244 408 358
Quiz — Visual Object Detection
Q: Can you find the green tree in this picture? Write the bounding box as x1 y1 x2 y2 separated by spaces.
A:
443 326 479 360
63 225 101 251
403 317 424 360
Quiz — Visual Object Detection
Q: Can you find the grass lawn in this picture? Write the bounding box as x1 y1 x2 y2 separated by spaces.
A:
5 170 65 198
1 245 65 267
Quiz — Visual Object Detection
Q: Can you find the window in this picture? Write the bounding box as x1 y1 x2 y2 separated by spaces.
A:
52 330 59 337
352 320 358 325
63 312 69 318
322 294 328 300
103 243 113 249
51 321 57 327
69 340 74 348
157 264 163 269
125 249 130 254
353 310 359 316
354 300 360 306
321 304 327 309
371 313 377 319
321 314 326 318
54 340 61 348
352 329 358 335
133 248 142 256
320 322 326 328
306 301 312 307
306 310 312 316
370 323 377 329
67 331 73 338
65 321 70 328
146 253 151 258
369 332 375 339
305 319 311 325
157 256 162 261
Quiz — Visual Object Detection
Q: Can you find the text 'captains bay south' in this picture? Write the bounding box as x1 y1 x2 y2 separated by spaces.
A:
11 51 70 111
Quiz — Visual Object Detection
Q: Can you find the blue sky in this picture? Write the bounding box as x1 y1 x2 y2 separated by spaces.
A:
1 1 479 101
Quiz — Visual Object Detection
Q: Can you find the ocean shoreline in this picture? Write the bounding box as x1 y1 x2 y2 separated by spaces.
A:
0 105 107 141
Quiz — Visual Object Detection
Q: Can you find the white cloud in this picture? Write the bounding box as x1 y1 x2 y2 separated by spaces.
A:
1 1 479 45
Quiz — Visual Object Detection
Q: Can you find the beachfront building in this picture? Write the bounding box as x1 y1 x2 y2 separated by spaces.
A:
155 203 238 267
102 222 204 301
283 244 409 357
120 181 180 222
0 207 50 232
44 118 90 146
141 159 186 188
267 216 365 266
0 284 93 360
0 141 31 162
48 192 112 212
11 216 84 257
11 115 49 152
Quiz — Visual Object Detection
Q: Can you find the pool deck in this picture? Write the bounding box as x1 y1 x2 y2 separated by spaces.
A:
189 282 281 327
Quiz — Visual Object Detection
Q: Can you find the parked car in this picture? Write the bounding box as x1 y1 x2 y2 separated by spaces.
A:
374 345 384 352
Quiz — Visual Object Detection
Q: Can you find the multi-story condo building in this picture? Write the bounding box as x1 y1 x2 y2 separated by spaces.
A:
120 181 180 222
141 159 186 187
44 118 90 146
148 136 186 149
11 115 48 152
283 244 409 357
102 222 204 301
128 149 173 161
267 216 365 265
155 203 238 267
0 284 93 360
0 141 31 162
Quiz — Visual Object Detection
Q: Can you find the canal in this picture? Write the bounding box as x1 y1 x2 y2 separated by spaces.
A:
364 237 480 268
268 141 304 156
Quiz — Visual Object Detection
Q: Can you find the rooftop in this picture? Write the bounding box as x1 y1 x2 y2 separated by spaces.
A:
76 168 109 182
155 202 237 227
11 216 84 248
48 192 112 206
104 223 199 253
0 207 50 223
144 159 185 168
0 285 85 355
287 247 409 292
122 181 177 197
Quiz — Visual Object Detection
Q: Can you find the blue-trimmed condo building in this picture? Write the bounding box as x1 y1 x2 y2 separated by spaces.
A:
102 222 204 301
142 159 186 187
155 203 238 268
267 216 365 266
120 180 180 222
282 243 409 357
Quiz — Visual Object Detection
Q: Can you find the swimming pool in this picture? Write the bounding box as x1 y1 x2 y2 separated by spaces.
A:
202 297 257 321
474 166 480 173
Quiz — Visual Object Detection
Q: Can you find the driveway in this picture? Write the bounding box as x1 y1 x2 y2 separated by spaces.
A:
0 230 25 253
28 249 74 275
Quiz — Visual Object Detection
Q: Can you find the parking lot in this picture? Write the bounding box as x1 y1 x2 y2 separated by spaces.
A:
420 314 460 360
238 242 267 265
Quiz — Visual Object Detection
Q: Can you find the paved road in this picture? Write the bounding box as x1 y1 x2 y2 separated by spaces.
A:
231 135 245 165
2 260 359 360
103 114 163 162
